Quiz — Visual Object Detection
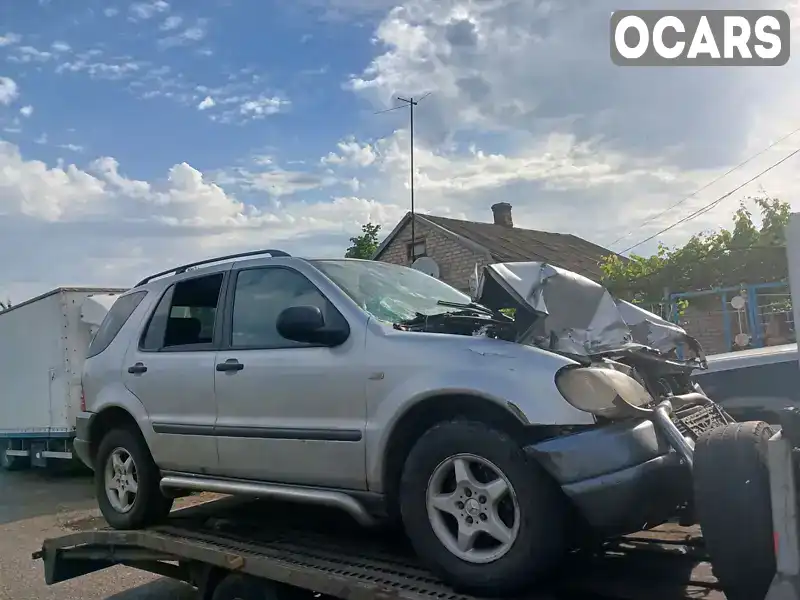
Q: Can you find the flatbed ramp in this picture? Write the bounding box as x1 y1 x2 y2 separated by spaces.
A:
35 497 725 600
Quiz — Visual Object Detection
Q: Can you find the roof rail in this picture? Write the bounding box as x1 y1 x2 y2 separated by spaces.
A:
135 248 291 287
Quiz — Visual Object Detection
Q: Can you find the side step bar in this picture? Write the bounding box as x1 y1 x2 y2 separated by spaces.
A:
159 475 378 528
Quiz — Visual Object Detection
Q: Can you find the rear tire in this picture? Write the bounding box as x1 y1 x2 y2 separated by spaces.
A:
0 447 29 471
94 427 173 529
399 420 567 596
693 421 775 600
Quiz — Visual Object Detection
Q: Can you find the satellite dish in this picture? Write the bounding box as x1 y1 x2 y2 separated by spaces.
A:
411 256 440 278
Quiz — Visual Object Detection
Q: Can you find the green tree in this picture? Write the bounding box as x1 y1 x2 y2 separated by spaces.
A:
345 222 382 259
600 196 791 305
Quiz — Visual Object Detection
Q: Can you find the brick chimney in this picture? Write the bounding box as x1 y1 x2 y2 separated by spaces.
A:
491 202 513 227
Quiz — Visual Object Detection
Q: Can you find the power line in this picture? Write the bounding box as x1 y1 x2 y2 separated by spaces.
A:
620 144 800 255
374 92 431 257
610 125 800 248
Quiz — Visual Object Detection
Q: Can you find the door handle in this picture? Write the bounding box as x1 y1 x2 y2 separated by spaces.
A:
127 362 147 374
216 359 244 372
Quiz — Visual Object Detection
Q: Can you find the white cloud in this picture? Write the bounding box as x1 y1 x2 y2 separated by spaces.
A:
0 141 105 221
238 96 289 118
0 77 18 105
103 7 119 17
300 0 401 20
19 105 33 117
7 45 53 63
0 138 408 301
322 138 377 167
161 15 183 31
129 1 170 21
217 156 340 198
1 38 278 127
0 32 21 47
197 96 215 110
336 0 800 255
158 20 207 48
56 56 141 80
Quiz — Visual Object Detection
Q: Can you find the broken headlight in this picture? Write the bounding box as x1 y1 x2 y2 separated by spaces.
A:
555 365 654 419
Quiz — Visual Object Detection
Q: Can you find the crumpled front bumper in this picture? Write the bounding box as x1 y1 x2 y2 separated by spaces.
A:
525 400 696 537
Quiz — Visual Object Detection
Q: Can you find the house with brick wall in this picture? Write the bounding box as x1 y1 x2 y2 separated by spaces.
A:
371 202 617 294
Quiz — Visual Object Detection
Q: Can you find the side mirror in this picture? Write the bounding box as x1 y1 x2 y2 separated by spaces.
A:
276 305 349 346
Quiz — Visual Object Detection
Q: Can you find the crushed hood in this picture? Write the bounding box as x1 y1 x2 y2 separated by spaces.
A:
474 261 703 361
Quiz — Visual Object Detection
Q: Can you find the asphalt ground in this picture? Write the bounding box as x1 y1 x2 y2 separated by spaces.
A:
0 466 196 600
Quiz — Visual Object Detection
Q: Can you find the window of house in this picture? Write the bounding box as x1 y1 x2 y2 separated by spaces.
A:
140 273 224 350
230 267 347 349
406 239 427 262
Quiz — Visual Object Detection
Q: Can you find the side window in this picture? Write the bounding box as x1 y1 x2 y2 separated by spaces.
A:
140 273 224 350
231 268 346 348
87 291 148 358
140 285 174 350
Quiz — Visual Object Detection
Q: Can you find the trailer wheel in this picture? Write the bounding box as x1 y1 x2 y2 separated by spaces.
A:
1 448 29 471
94 427 173 529
693 421 776 600
399 420 567 596
211 574 281 600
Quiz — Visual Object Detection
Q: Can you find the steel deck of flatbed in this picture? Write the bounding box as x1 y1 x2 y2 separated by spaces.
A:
35 496 726 600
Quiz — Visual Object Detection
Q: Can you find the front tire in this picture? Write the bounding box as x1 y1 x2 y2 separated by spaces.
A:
693 421 775 600
94 427 173 529
399 420 567 596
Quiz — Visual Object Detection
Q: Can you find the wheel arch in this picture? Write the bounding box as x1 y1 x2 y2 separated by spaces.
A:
88 406 142 464
380 393 556 520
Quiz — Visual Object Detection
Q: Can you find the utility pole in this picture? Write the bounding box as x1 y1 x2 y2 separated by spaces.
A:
375 92 430 259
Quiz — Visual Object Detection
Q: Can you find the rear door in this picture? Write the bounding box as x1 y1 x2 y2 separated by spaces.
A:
123 270 228 474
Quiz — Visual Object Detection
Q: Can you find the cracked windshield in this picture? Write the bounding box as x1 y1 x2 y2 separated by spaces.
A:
1 2 800 600
312 259 475 323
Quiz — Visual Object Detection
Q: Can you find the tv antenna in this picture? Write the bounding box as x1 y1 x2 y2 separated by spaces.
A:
375 92 431 256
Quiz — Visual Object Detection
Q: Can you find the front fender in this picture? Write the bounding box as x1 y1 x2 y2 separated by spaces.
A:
365 341 595 491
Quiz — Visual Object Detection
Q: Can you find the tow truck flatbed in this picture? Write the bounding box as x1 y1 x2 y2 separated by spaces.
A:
34 496 725 600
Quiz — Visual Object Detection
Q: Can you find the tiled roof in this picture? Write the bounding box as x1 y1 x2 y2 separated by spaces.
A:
422 214 617 280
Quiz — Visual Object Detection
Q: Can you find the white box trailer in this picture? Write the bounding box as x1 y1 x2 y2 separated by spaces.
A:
0 287 126 470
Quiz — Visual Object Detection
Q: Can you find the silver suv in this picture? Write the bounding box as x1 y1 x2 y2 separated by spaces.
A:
75 249 730 596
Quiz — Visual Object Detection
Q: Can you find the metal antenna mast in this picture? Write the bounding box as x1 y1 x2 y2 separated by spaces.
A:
375 92 431 258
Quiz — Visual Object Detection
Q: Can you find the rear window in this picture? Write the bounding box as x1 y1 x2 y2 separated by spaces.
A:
87 291 148 358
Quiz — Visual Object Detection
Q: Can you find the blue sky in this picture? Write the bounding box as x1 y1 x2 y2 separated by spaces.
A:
1 0 800 301
2 0 379 175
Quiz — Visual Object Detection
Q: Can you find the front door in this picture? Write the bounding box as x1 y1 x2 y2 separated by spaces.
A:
214 265 367 490
123 271 226 474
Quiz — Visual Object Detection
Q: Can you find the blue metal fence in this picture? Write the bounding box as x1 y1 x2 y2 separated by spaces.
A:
667 281 794 352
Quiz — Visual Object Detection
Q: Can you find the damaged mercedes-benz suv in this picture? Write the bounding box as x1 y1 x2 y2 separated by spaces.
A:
78 253 731 597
